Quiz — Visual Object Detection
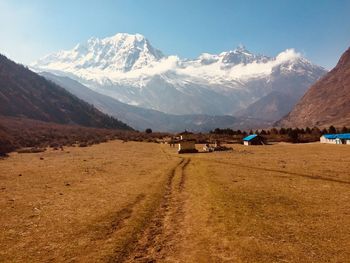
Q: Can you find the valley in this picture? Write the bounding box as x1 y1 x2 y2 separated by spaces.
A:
1 140 349 262
1 2 350 262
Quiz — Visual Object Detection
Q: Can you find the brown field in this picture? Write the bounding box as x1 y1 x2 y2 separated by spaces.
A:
0 141 349 262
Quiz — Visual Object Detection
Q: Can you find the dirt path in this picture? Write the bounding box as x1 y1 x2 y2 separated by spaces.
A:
90 193 146 241
2 142 350 262
120 157 191 263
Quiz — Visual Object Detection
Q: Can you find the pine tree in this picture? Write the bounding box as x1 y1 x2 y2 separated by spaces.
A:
288 129 299 143
279 128 287 135
329 125 336 134
270 128 279 135
341 126 348 133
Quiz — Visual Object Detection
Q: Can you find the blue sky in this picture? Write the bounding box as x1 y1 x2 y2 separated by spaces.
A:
0 0 349 69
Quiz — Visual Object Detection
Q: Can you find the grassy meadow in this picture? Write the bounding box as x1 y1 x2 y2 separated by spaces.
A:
0 141 349 262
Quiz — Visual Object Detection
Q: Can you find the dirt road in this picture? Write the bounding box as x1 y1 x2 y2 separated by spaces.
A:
1 141 350 262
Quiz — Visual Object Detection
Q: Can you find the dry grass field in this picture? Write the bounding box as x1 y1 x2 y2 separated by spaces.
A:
0 141 349 262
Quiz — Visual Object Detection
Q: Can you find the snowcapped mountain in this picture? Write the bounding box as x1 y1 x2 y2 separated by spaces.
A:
35 33 163 73
32 33 327 119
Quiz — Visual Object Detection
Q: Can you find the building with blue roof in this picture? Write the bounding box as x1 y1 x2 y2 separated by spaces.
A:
320 133 350 144
243 134 265 145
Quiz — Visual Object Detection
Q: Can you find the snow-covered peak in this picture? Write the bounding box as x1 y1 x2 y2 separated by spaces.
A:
106 32 146 43
272 50 326 77
32 33 325 88
194 46 266 66
218 46 270 65
33 33 164 73
235 44 248 52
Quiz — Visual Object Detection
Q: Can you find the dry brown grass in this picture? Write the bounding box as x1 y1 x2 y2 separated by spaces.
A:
180 143 350 262
0 141 349 262
0 140 180 262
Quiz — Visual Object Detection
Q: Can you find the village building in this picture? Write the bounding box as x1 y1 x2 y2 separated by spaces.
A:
320 133 350 144
162 136 172 144
243 134 265 146
178 131 194 141
178 139 198 154
203 140 233 152
203 143 214 152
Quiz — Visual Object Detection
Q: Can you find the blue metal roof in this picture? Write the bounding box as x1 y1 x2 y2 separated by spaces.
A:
324 134 338 139
243 134 258 141
337 133 350 139
323 133 350 140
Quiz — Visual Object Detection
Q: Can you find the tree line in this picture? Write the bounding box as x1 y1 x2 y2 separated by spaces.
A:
210 126 350 143
210 126 350 136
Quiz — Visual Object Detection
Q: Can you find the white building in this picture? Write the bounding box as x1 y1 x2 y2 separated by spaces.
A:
178 140 198 154
243 134 265 146
320 134 350 144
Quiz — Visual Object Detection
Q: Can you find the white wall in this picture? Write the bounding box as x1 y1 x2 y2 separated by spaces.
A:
320 136 337 144
320 136 350 144
178 141 196 151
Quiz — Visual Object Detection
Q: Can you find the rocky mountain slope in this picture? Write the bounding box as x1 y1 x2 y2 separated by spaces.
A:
277 47 350 128
0 54 132 130
235 91 297 121
41 72 269 131
32 33 326 120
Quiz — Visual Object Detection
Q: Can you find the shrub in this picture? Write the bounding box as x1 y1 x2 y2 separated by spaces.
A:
0 130 15 156
288 129 299 143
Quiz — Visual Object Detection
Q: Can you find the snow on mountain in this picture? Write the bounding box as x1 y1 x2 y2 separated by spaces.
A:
35 33 163 73
32 33 327 117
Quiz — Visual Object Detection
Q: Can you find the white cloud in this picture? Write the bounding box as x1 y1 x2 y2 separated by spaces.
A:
275 49 301 62
33 45 304 86
174 48 302 81
227 49 301 79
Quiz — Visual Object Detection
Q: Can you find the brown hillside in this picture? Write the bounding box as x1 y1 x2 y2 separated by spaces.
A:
0 115 167 155
277 47 350 127
0 54 132 130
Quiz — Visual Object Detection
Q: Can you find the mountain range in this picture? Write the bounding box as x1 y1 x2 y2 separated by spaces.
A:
277 47 350 128
32 33 327 129
41 71 272 132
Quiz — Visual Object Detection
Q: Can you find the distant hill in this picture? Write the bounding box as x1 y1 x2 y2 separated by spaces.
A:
236 62 325 121
0 115 160 156
235 91 298 121
0 54 132 130
41 72 270 132
277 47 350 128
